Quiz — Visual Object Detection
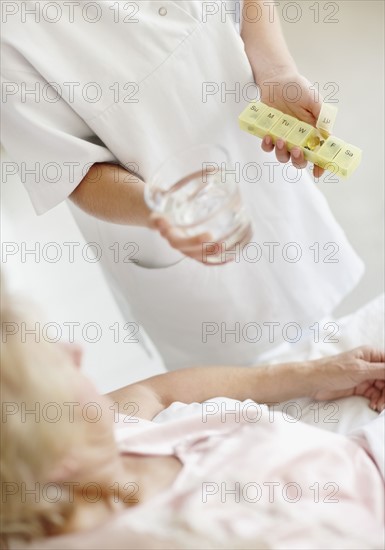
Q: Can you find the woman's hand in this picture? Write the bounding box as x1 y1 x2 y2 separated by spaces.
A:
150 214 233 265
257 71 325 178
310 346 385 412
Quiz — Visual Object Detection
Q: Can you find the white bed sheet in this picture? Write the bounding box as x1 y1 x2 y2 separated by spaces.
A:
154 295 385 435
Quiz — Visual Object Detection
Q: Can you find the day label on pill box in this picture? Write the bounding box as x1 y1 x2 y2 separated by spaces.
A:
317 137 345 163
249 103 266 117
286 122 315 148
270 115 298 140
253 107 283 136
332 144 362 178
238 102 268 134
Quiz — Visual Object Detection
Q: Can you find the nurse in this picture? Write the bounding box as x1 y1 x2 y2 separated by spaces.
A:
1 1 363 369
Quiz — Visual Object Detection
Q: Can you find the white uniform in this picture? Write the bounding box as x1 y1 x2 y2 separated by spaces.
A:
1 1 363 368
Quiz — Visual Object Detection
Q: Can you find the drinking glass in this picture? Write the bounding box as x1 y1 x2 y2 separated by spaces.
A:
145 144 253 264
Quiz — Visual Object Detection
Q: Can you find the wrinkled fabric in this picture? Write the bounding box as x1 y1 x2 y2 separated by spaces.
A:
114 409 384 549
9 409 384 549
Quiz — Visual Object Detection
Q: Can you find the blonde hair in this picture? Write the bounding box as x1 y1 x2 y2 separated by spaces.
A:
0 283 83 541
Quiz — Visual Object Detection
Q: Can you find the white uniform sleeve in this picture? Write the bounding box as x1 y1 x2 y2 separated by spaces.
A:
1 69 118 215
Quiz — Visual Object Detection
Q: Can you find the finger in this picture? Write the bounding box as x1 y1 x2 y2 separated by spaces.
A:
376 390 385 412
165 232 234 264
182 237 237 263
313 164 325 179
156 220 212 250
261 135 274 153
363 385 377 399
353 381 372 396
275 139 291 163
353 381 383 411
307 109 320 126
295 104 319 127
164 228 213 251
151 214 171 233
369 388 381 410
188 242 236 263
153 219 234 263
153 217 174 236
290 148 307 169
149 213 168 229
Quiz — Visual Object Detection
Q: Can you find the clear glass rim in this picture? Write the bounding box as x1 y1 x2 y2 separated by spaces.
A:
147 143 231 189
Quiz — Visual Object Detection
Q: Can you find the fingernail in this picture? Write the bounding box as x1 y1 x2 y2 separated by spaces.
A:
292 148 301 159
276 139 284 150
265 136 272 146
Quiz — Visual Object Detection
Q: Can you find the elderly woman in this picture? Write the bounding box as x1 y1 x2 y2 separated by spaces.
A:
1 292 384 550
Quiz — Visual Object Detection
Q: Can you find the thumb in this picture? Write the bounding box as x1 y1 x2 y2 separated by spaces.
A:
149 213 169 231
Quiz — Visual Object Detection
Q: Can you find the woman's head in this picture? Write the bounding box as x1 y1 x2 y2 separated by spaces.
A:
1 285 118 541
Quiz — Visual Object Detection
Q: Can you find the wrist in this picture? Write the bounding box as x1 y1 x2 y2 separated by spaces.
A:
278 360 317 399
293 360 317 397
251 59 298 84
254 361 317 404
243 43 297 80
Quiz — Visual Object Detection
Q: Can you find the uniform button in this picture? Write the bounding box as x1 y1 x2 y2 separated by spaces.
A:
158 7 167 16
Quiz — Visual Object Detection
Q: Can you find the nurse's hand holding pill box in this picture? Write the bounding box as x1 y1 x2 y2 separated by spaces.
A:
257 73 326 177
241 1 327 177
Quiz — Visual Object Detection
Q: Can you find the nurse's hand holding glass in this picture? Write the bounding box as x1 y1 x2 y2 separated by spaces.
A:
147 145 253 265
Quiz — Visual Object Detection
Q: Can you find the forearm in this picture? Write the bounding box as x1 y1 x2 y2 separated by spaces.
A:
69 162 151 227
108 363 315 420
241 0 297 79
143 363 313 406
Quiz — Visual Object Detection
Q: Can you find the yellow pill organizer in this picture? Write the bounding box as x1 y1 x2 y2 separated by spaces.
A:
238 101 362 178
